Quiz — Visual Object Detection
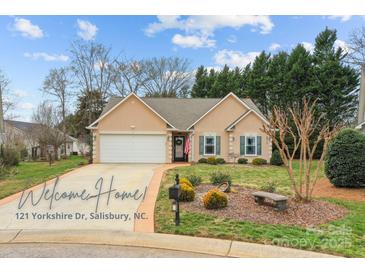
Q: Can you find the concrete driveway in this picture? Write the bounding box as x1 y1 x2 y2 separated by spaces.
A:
0 164 161 231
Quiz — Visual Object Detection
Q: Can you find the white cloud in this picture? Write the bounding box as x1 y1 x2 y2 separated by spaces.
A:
335 39 350 53
214 49 260 67
269 43 281 51
227 35 237 43
172 34 215 48
77 19 98 41
17 102 34 110
301 42 315 53
12 18 43 39
327 15 352 22
24 52 69 62
145 15 273 49
14 89 28 98
146 15 274 36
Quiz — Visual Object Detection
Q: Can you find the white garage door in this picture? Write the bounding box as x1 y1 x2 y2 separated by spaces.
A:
100 134 166 163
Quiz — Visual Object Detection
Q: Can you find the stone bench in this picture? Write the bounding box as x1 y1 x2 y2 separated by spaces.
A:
252 191 288 211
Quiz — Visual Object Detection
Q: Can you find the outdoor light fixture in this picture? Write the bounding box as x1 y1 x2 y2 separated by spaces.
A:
171 200 177 212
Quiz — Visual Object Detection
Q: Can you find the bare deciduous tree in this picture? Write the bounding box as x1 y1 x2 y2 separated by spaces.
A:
111 57 193 98
42 67 72 157
32 102 64 162
261 99 340 201
0 69 15 124
141 57 192 98
69 41 116 162
70 41 115 100
348 27 365 67
111 58 148 96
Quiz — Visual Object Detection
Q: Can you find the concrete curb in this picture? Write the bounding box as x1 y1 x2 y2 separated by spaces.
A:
0 229 339 258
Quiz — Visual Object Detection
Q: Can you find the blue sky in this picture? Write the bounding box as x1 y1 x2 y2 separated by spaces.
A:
0 15 363 121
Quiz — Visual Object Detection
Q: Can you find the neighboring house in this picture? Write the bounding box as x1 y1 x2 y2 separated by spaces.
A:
87 92 272 164
68 135 90 156
3 120 82 159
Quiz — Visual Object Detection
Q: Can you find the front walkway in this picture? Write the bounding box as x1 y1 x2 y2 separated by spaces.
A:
0 164 164 231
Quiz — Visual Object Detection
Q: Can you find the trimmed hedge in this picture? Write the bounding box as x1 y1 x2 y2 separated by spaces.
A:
203 189 228 209
216 158 226 164
207 157 217 165
270 150 284 166
179 177 193 188
179 183 195 202
237 158 248 164
325 128 365 187
252 158 267 165
198 158 208 164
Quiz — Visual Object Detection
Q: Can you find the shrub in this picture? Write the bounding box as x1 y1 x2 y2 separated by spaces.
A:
270 150 283 166
0 147 20 167
207 157 217 165
237 158 248 164
198 158 208 164
179 183 195 202
325 128 365 187
260 181 277 193
179 177 193 188
210 171 232 187
187 174 202 186
20 148 28 160
216 158 226 164
203 189 228 209
252 158 267 165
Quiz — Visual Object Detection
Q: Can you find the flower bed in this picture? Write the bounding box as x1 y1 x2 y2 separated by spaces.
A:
181 184 348 227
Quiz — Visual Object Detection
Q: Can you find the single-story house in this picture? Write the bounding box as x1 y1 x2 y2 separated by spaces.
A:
3 120 88 159
87 92 272 164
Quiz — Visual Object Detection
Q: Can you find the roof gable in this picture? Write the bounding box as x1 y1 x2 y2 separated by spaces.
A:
186 92 255 130
87 93 176 129
226 109 269 131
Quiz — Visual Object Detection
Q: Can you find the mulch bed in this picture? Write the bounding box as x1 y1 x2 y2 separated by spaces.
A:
313 178 365 202
181 184 348 227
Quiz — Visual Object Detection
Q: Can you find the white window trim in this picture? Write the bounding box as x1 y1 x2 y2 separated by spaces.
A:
245 136 258 156
204 135 216 156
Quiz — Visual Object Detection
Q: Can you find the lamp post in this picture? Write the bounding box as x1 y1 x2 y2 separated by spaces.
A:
168 174 181 226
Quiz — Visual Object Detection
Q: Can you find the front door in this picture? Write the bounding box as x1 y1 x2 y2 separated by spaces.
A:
173 136 185 162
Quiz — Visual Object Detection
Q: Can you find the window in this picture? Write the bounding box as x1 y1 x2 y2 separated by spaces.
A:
204 136 215 155
245 136 257 155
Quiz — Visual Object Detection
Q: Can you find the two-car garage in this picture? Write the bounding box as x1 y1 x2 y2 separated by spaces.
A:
99 134 166 163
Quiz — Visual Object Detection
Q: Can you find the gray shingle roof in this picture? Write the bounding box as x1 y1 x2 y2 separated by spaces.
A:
4 120 39 131
5 120 75 143
98 95 267 130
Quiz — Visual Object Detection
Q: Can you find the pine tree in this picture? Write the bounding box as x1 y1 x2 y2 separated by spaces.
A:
312 28 359 126
191 66 208 98
246 51 271 115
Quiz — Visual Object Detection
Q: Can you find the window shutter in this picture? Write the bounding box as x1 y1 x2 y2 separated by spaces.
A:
240 136 245 155
216 136 221 155
199 136 204 155
257 136 262 155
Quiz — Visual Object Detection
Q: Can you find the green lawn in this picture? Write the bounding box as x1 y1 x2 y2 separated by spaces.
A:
161 161 324 195
155 163 365 257
0 156 88 200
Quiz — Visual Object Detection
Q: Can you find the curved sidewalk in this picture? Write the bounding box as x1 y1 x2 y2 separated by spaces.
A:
0 229 339 258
